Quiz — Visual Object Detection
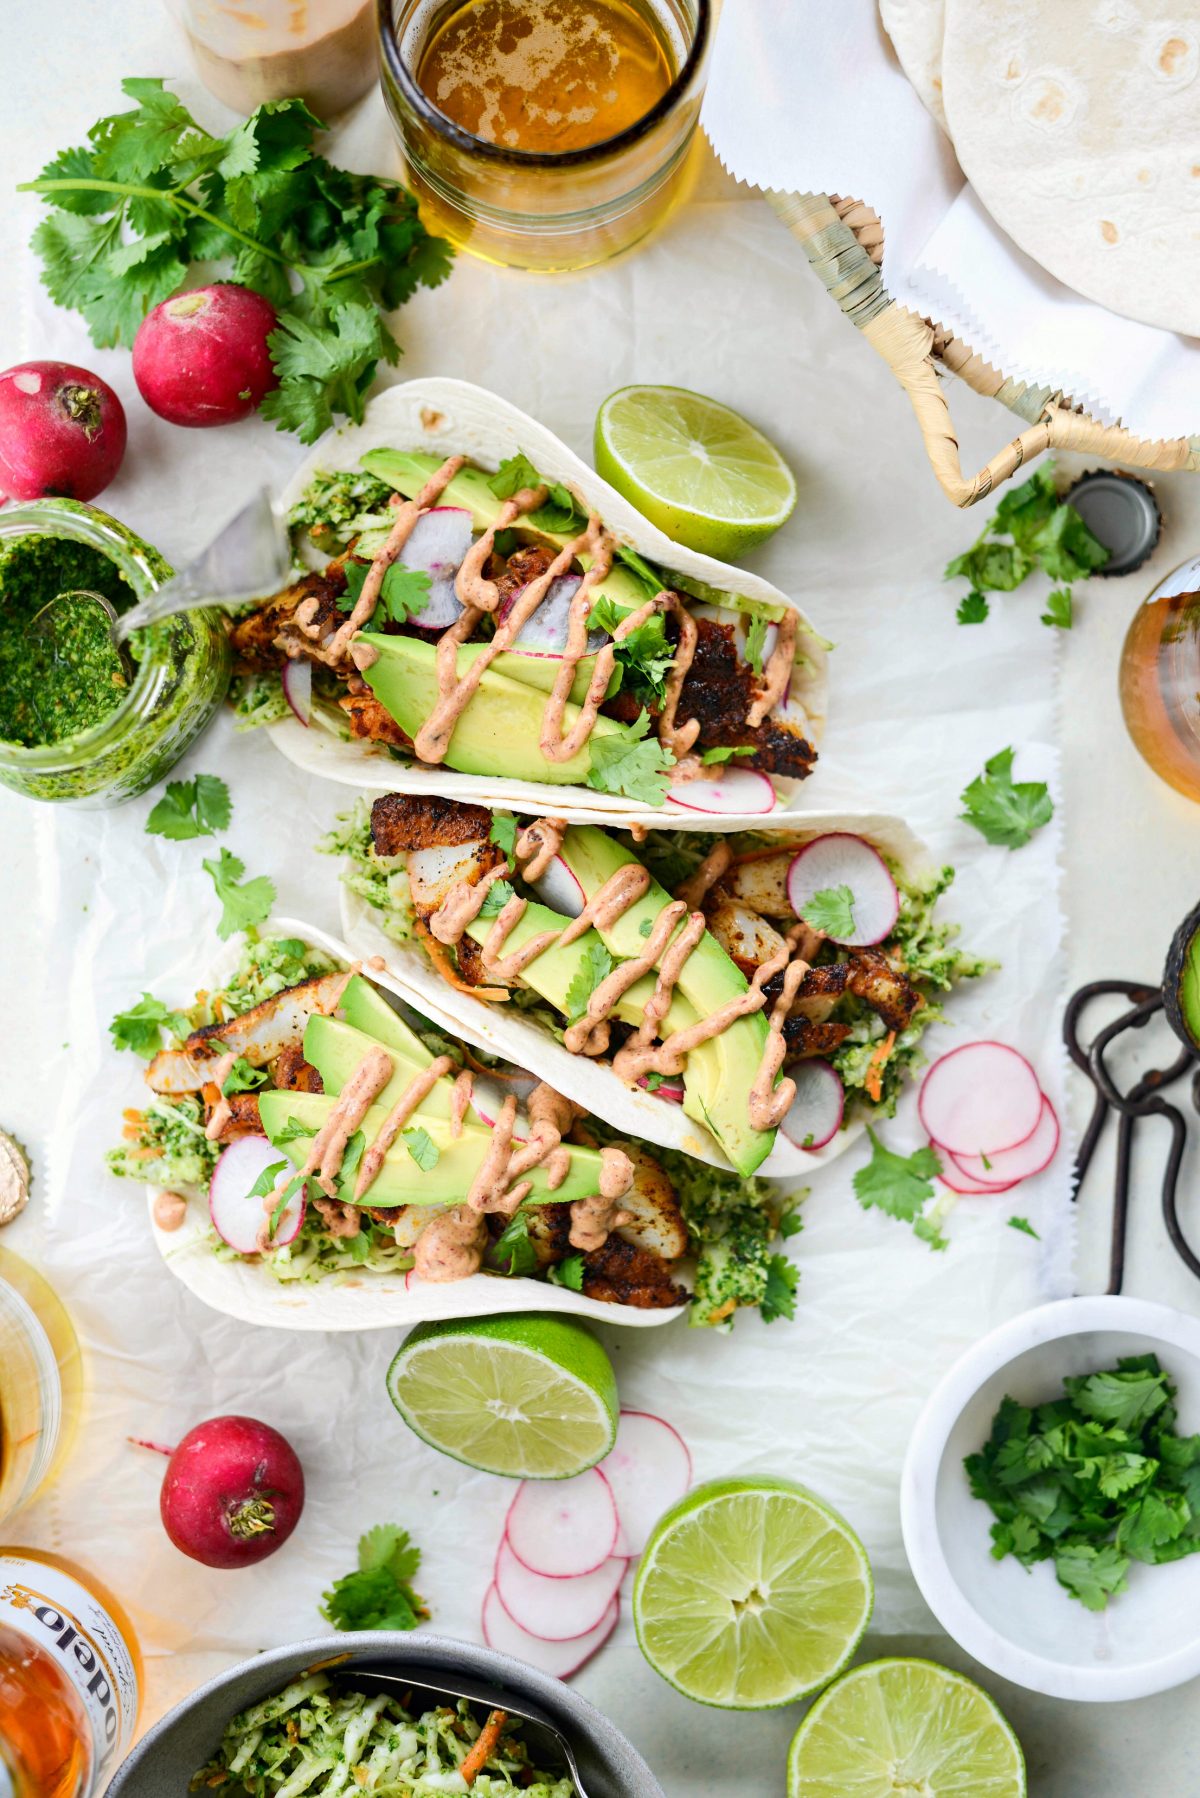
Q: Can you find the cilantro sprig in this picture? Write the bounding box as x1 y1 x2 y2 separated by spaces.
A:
800 885 856 940
145 773 230 841
852 1129 947 1250
320 1523 427 1632
203 848 277 939
489 452 587 536
564 940 614 1022
21 79 453 443
338 557 431 627
109 992 191 1059
960 748 1053 850
945 463 1108 628
586 709 674 806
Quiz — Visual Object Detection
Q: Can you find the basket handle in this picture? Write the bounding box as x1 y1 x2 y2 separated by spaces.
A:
770 191 1200 508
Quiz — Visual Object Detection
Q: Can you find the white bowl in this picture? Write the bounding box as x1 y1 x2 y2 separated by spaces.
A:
901 1295 1200 1702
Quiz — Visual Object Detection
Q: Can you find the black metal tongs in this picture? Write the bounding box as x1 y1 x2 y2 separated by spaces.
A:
1065 902 1200 1293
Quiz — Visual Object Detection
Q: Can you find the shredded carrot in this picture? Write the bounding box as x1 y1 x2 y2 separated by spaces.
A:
460 1710 508 1786
728 840 801 869
864 1031 896 1103
416 921 510 1002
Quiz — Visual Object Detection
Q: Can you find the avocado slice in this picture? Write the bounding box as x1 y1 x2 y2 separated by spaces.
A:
461 832 775 1176
257 1088 605 1209
304 1014 464 1129
359 635 626 788
336 973 432 1064
1164 901 1200 1053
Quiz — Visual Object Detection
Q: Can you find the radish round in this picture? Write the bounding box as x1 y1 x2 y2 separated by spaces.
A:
209 1135 303 1254
529 855 585 919
159 1414 304 1569
601 1412 693 1558
951 1094 1060 1186
785 834 899 946
281 659 312 727
937 1158 1019 1196
778 1061 844 1152
469 1075 529 1140
919 1043 1043 1159
638 1074 685 1104
667 769 778 815
505 1469 619 1578
482 1583 618 1679
133 285 278 427
0 361 127 501
499 574 604 657
399 508 471 630
494 1538 625 1641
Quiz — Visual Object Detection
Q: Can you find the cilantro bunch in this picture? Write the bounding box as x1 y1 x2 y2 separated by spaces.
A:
320 1523 427 1631
21 79 452 442
967 1355 1200 1610
946 463 1108 627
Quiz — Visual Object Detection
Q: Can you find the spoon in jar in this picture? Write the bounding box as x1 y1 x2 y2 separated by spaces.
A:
30 487 291 684
330 1665 591 1795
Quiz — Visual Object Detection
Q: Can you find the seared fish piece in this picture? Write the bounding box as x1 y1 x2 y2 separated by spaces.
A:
144 972 348 1094
581 1235 689 1310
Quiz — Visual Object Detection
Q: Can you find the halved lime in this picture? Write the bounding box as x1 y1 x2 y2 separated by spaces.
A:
385 1314 618 1480
787 1658 1026 1798
631 1476 873 1709
594 385 797 559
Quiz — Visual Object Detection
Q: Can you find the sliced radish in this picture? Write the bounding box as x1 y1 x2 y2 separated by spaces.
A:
693 604 779 679
506 1469 619 1577
399 507 472 630
529 854 585 919
778 1061 844 1152
499 573 605 658
951 1094 1060 1186
469 1074 529 1140
601 1412 693 1558
482 1584 617 1679
209 1135 303 1254
281 658 312 727
638 1074 685 1104
494 1538 625 1641
919 1043 1043 1159
936 1155 1018 1195
785 834 899 947
667 768 777 815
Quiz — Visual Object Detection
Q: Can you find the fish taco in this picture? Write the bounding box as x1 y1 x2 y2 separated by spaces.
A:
228 379 828 823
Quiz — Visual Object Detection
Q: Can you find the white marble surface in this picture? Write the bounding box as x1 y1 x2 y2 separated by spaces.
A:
3 7 1200 1793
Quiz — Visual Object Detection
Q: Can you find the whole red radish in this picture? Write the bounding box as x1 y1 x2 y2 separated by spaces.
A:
133 285 278 428
0 361 127 501
159 1414 304 1568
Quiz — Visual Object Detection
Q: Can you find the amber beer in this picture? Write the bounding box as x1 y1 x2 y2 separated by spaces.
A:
1119 554 1200 803
379 0 711 269
0 1250 82 1529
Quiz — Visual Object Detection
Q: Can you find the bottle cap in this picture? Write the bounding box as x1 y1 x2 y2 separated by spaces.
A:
1064 470 1162 577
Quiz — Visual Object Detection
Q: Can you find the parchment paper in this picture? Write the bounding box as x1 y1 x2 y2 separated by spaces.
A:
11 77 1074 1790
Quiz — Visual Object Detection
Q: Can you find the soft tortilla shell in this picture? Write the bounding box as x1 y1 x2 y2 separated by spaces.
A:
880 0 948 130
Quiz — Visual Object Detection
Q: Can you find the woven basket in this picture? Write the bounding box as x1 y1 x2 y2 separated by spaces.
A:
772 192 1200 508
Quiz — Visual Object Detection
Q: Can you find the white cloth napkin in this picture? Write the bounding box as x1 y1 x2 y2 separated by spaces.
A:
701 0 1200 441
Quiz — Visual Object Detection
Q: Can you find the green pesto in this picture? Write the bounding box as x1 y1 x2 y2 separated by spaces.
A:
0 534 134 746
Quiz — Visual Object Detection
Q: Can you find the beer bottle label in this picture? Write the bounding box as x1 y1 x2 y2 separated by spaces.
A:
0 1554 138 1786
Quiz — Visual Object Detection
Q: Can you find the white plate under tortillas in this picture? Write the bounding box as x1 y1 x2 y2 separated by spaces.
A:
941 0 1200 336
336 810 937 1180
144 917 684 1331
267 378 829 825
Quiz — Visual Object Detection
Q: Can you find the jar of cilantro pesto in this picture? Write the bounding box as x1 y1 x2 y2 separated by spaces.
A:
0 500 229 805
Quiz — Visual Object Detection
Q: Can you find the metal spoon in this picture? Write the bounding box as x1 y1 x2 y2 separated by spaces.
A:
30 487 291 682
331 1664 590 1795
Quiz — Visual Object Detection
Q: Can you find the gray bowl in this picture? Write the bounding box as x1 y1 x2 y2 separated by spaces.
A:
108 1631 664 1798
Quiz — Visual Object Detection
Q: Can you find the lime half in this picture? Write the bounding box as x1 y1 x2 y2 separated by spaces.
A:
594 385 797 559
788 1658 1026 1798
631 1477 873 1709
385 1314 618 1480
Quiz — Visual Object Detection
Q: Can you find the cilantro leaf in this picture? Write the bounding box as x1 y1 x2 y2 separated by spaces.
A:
1041 587 1073 630
1054 1543 1129 1611
489 812 518 857
109 992 191 1058
339 555 432 625
489 452 542 500
760 1254 799 1324
945 540 1031 593
244 1158 288 1201
586 709 674 806
403 1126 440 1172
852 1129 943 1244
145 773 231 840
990 463 1060 547
1008 1215 1040 1239
478 878 516 919
744 614 768 675
778 1207 804 1239
1064 1364 1170 1433
1028 504 1110 582
221 1056 267 1095
563 940 614 1023
956 590 989 625
202 848 277 939
320 1523 426 1633
960 747 1053 850
494 1208 538 1277
275 1115 319 1144
488 451 584 533
548 1253 587 1290
800 884 856 939
700 744 755 765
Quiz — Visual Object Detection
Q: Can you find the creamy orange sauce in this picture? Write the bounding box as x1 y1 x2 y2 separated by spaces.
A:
326 456 465 660
569 1146 634 1250
747 610 798 729
450 1068 474 1137
202 1049 239 1141
354 1054 456 1200
413 1204 489 1280
675 839 732 912
515 816 566 883
152 1189 188 1232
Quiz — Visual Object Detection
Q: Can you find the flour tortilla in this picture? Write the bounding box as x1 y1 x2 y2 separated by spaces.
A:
144 916 682 1332
880 0 948 130
337 811 936 1180
941 0 1200 335
267 378 828 823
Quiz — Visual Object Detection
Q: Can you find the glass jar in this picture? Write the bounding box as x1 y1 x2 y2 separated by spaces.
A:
0 500 229 807
0 1249 83 1530
377 0 712 271
1118 552 1200 804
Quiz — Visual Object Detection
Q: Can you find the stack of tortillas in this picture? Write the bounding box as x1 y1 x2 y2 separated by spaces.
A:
879 0 1200 336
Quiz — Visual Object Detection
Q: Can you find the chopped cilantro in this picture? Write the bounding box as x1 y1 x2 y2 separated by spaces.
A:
586 709 674 806
1008 1215 1040 1239
547 1252 587 1291
109 992 191 1059
478 878 515 919
638 918 654 938
563 940 614 1023
275 1115 319 1144
489 812 518 857
245 1158 288 1202
778 1207 804 1239
956 590 990 626
852 1129 944 1247
800 884 856 939
145 773 231 841
320 1523 426 1632
220 1056 267 1095
744 614 768 675
960 747 1053 850
489 452 585 534
403 1126 440 1172
760 1253 799 1323
943 462 1107 623
338 556 432 626
1041 587 1073 630
202 848 277 939
494 1208 537 1277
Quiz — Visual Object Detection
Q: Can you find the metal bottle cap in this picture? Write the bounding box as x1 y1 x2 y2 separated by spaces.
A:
1064 469 1162 577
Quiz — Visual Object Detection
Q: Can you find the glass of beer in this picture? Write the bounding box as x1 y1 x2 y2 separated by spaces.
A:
0 1249 83 1529
377 0 712 270
1119 553 1200 804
